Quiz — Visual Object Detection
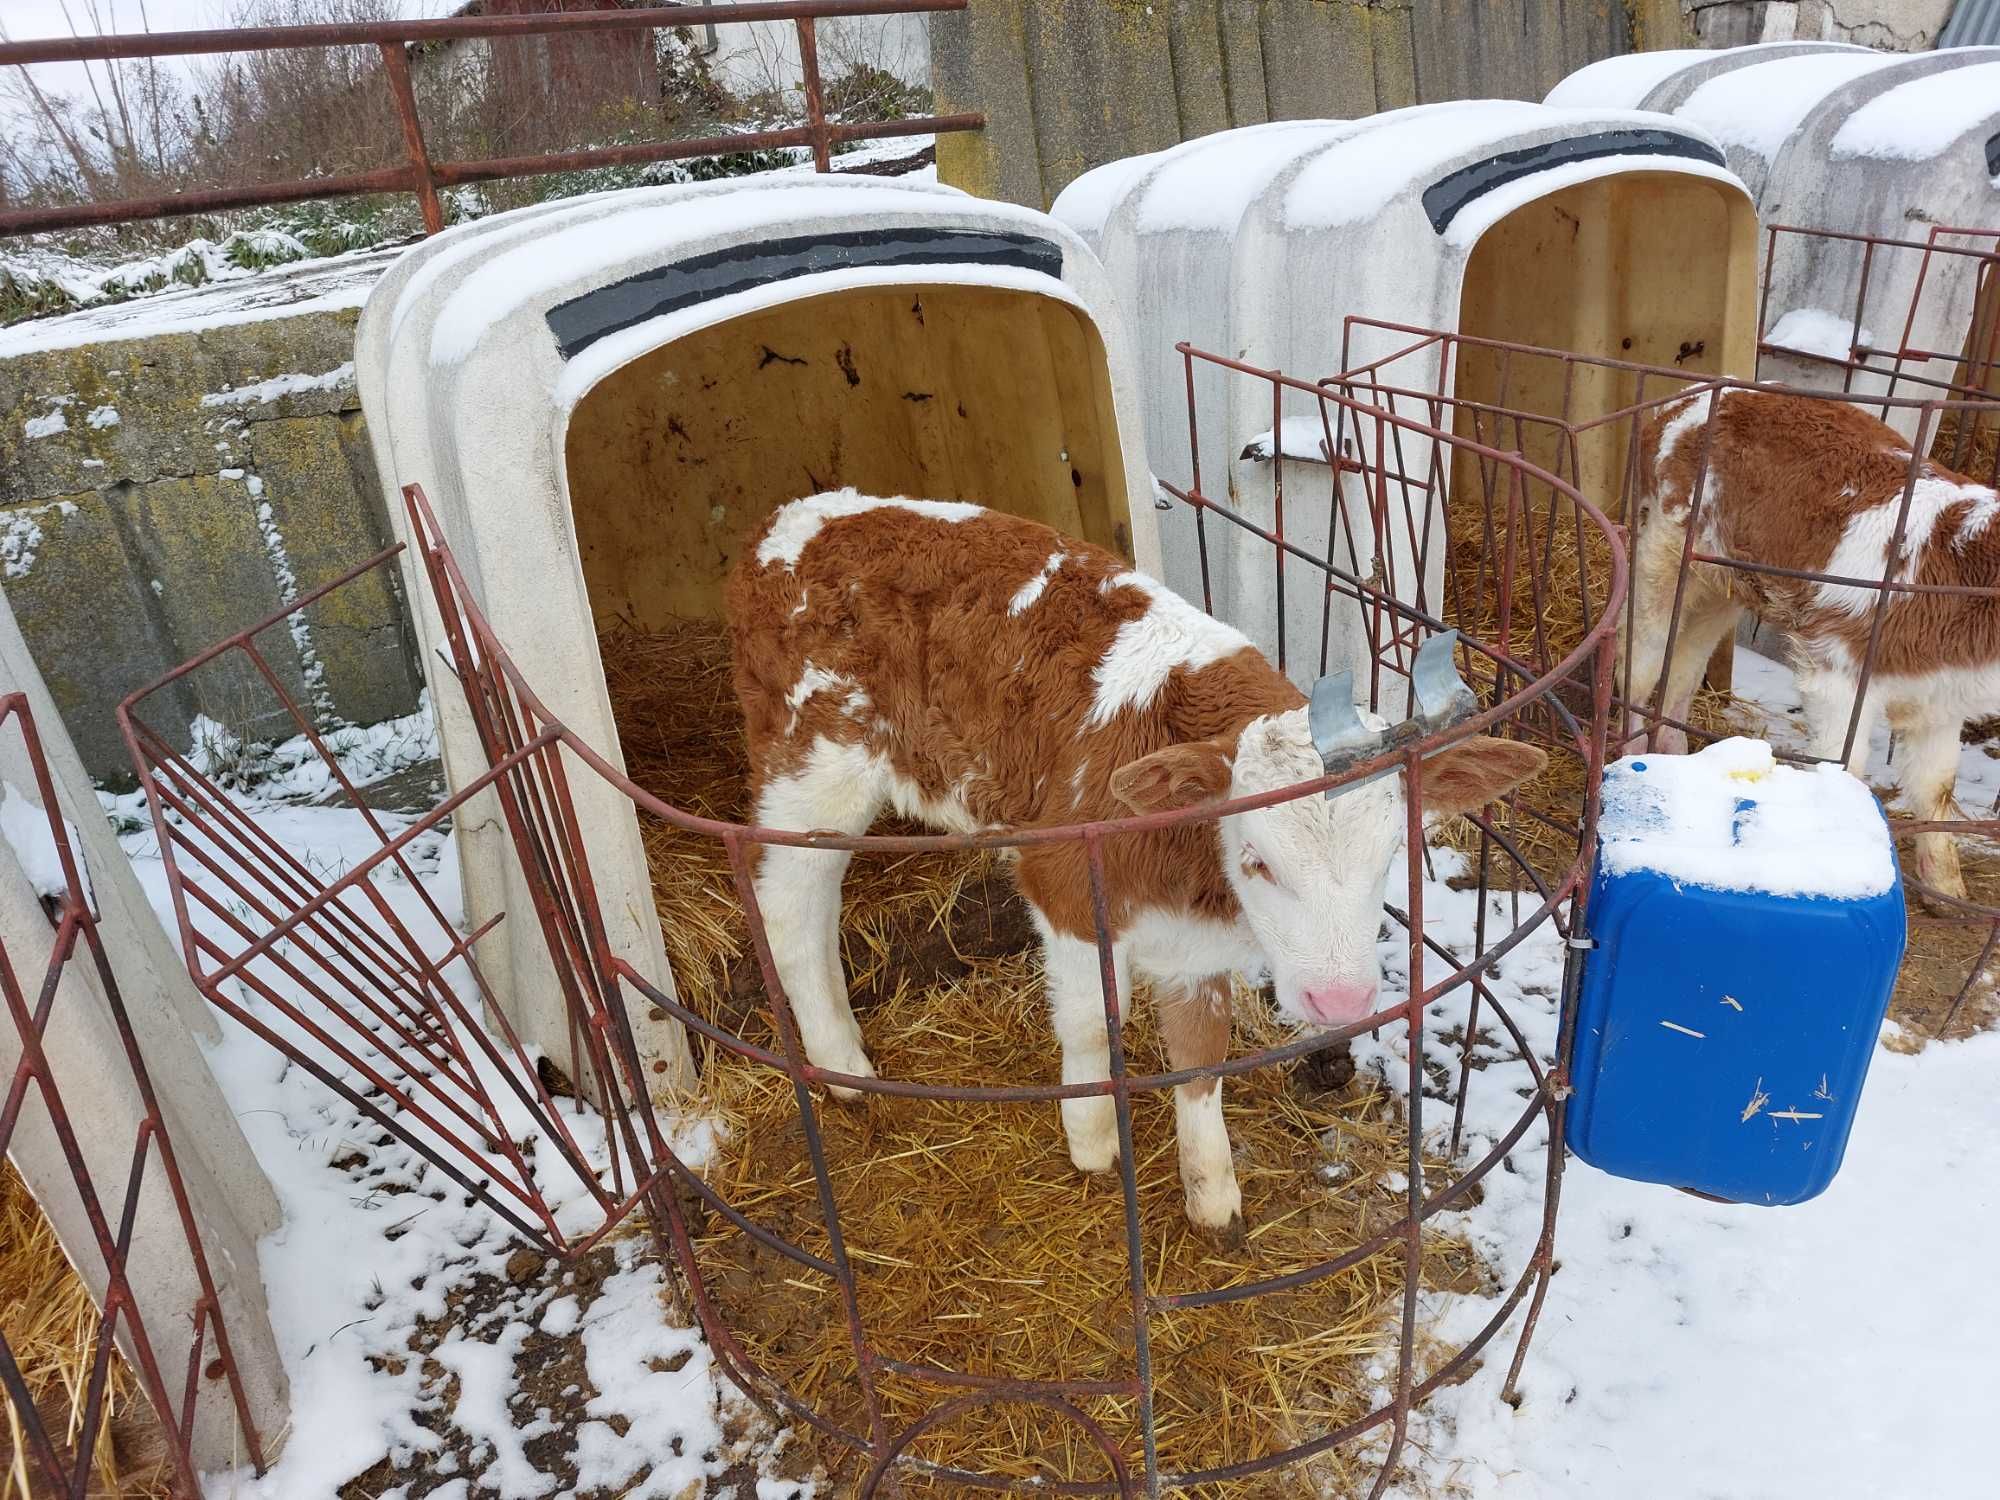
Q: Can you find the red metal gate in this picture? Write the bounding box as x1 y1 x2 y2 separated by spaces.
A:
0 695 268 1498
112 367 1623 1493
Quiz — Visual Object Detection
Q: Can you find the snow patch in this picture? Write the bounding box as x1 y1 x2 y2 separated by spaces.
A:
1240 417 1333 464
1542 48 1713 108
239 472 339 725
1767 307 1875 361
1678 52 1896 160
0 780 93 913
1596 737 1895 898
1 500 76 580
1830 60 2000 162
201 362 356 409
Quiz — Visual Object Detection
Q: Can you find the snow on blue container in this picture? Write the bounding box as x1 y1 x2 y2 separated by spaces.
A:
1568 738 1906 1205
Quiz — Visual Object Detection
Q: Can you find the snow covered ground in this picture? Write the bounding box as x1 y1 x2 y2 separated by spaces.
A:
99 662 1998 1499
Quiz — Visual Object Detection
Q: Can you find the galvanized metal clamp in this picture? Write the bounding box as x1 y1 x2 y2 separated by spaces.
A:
1308 630 1481 797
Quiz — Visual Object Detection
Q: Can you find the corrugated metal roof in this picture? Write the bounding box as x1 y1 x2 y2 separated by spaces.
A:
1940 0 2000 48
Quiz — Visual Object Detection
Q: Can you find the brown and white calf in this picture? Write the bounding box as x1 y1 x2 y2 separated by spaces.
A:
726 490 1545 1232
1623 387 2000 898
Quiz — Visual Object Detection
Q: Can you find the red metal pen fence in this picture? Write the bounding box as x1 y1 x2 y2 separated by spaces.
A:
0 2 982 240
0 694 268 1499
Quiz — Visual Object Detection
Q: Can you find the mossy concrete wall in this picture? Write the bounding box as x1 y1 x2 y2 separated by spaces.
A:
933 0 1693 207
0 252 422 785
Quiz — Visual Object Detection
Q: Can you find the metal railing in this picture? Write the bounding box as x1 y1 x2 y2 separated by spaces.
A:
116 399 1621 1493
0 1 981 239
0 693 268 1498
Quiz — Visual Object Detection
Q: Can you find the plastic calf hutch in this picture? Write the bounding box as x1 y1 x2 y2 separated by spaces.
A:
1549 42 2000 439
354 177 1158 1094
1052 102 1757 697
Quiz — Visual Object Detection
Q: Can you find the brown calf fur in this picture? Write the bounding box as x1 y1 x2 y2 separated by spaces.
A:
1626 388 2000 898
725 493 1544 1230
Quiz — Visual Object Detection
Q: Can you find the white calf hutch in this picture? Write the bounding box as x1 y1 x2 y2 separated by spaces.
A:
355 178 1159 1088
1549 43 2000 432
1053 102 1759 692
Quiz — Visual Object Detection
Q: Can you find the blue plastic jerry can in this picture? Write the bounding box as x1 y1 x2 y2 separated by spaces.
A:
1566 739 1907 1206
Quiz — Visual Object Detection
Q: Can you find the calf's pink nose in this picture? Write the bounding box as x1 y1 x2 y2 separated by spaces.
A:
1300 980 1377 1026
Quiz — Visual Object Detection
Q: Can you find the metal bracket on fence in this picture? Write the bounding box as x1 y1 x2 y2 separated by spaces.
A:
1308 630 1480 796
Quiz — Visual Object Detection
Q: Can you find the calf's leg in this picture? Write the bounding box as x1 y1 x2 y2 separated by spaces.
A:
1894 699 1969 902
1158 974 1243 1237
1797 662 1879 778
749 740 886 1099
1647 594 1742 756
1620 516 1718 754
1033 908 1130 1174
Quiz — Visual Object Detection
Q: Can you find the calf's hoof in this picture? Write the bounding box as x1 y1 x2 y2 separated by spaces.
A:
1183 1168 1244 1240
818 1047 877 1103
1913 838 1969 912
1193 1210 1248 1251
1063 1098 1120 1173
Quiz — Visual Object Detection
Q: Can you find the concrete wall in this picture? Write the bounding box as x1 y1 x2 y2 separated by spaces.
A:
705 12 932 94
933 0 1693 208
1686 0 1955 49
0 252 424 785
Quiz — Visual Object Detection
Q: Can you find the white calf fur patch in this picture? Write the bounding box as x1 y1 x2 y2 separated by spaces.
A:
756 489 983 569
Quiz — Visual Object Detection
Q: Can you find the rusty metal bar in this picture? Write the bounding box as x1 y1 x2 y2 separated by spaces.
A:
0 1 970 64
794 17 833 173
0 2 981 241
378 40 443 236
0 695 266 1494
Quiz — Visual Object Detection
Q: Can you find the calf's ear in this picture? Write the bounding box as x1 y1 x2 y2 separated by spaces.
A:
1415 736 1547 819
1111 741 1234 813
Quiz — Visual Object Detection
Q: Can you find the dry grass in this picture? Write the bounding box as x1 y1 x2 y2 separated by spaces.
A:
1 1162 171 1500
1886 838 2000 1041
600 618 1492 1497
1932 409 2000 487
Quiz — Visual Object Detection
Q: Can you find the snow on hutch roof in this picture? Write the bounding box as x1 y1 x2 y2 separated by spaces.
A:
1053 99 1746 410
1544 42 2000 210
1830 58 2000 161
1544 40 1866 111
1675 51 1899 191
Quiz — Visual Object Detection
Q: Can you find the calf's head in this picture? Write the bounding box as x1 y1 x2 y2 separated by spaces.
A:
1112 710 1546 1027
